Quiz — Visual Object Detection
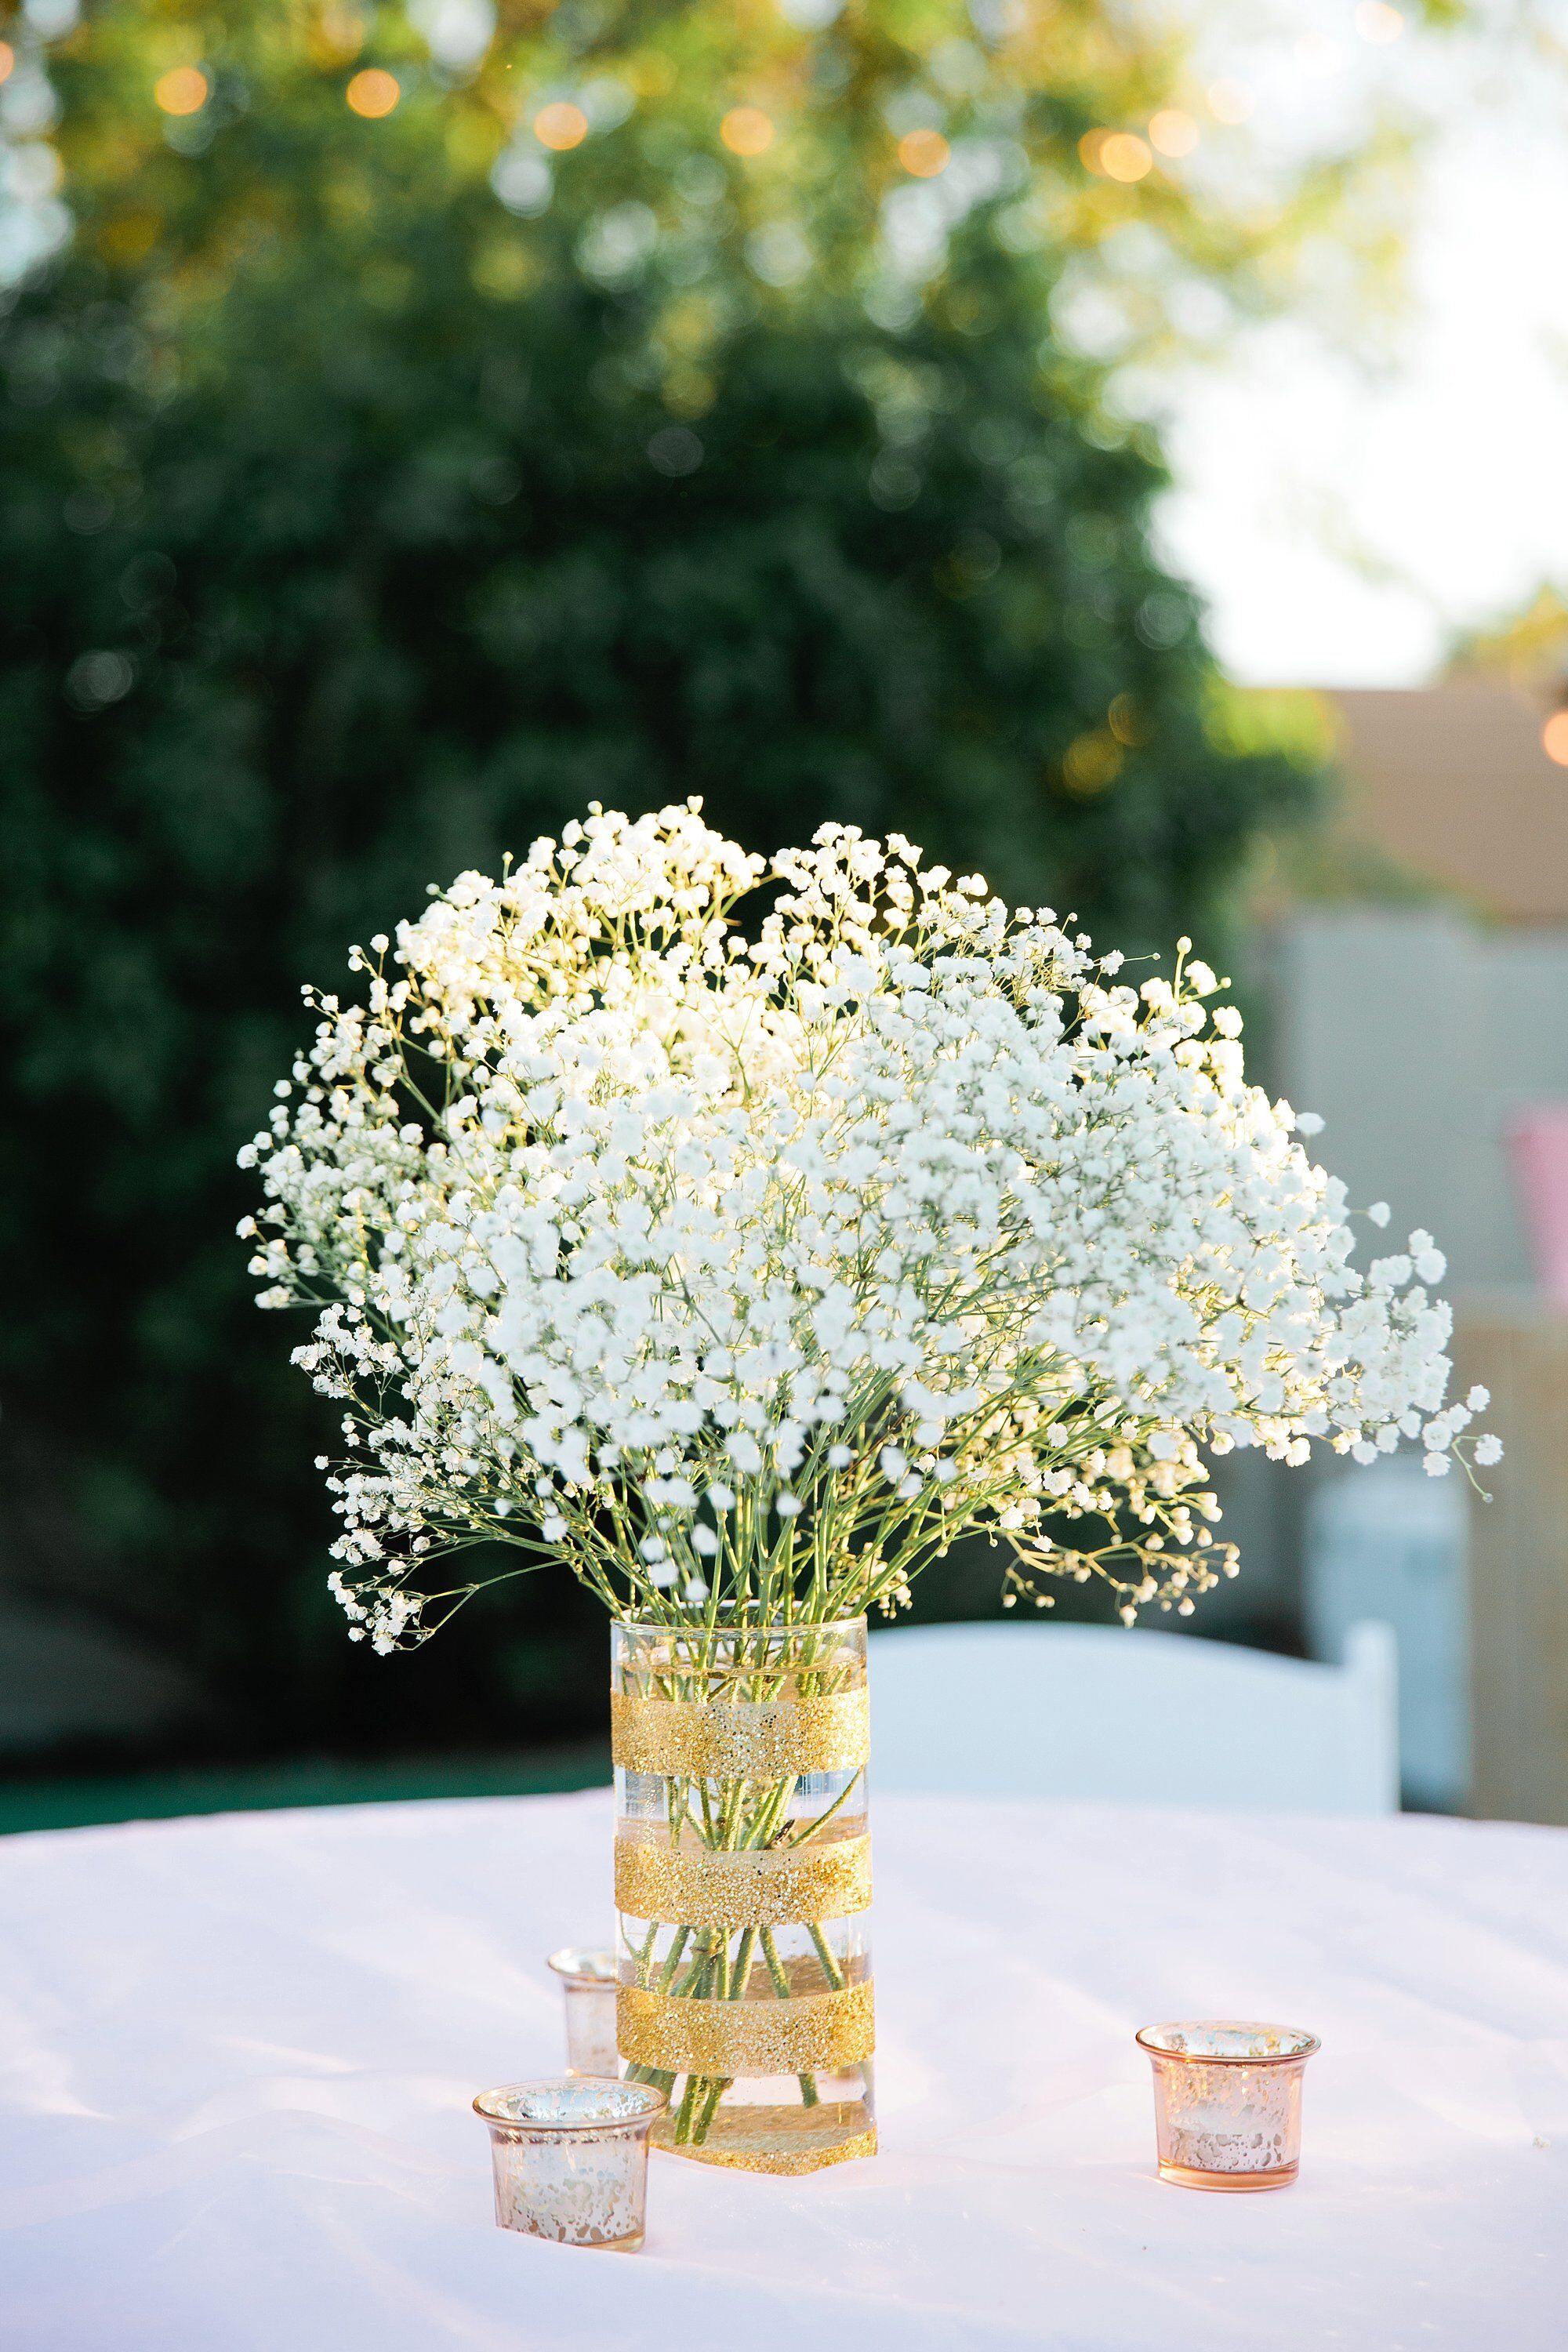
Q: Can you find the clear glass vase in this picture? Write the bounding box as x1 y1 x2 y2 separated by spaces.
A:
612 1614 876 2175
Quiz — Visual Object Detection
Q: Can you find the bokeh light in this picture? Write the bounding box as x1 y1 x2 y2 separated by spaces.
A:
1207 79 1254 125
1543 713 1568 767
346 69 400 118
720 107 775 158
154 67 209 117
0 41 14 86
1063 729 1124 794
534 100 588 151
898 129 950 179
1100 132 1153 184
1294 33 1344 76
318 8 366 61
1356 1 1405 41
1149 110 1199 159
1108 692 1145 746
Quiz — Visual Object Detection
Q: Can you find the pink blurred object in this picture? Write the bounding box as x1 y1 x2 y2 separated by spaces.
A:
1508 1105 1568 1305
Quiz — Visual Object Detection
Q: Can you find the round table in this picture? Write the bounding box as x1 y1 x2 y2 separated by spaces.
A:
2 1788 1564 2349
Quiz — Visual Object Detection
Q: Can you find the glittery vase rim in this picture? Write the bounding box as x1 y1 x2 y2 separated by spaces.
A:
547 1947 619 1989
474 2078 666 2132
1136 2021 1321 2065
614 1610 868 1635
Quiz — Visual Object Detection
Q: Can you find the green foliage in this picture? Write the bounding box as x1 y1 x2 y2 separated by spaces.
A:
0 0 1319 1759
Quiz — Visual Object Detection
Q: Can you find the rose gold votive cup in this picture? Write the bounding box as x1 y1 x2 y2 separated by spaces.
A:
547 1947 621 2078
1136 2021 1320 2192
474 2078 666 2249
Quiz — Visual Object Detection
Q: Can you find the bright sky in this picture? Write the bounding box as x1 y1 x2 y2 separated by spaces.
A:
1152 6 1568 687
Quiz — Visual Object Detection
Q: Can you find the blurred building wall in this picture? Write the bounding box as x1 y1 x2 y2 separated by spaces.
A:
1265 907 1568 1288
1254 904 1568 1813
1329 684 1568 926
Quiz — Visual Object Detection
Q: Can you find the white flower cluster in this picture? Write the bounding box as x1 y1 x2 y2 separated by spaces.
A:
239 803 1497 1652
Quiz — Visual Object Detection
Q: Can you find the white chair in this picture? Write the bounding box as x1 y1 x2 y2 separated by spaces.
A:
870 1619 1399 1815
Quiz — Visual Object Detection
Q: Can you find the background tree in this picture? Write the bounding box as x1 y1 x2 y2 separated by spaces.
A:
0 0 1332 1768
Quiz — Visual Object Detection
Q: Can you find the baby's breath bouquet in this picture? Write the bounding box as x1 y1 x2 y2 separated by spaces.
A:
241 804 1495 2166
243 802 1492 1646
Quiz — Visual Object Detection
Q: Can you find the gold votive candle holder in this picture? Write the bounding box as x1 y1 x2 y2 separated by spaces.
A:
474 2078 666 2249
547 1947 621 2078
1136 2021 1320 2192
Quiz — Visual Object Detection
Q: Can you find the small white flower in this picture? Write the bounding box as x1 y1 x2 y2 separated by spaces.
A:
1474 1435 1503 1467
1367 1200 1392 1228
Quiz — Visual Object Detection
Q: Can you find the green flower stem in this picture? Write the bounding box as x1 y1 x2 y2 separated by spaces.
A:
624 2062 677 2093
782 1766 863 1847
654 1923 692 1993
759 1926 793 1998
809 1921 846 1992
673 2071 706 2144
760 1926 819 2107
689 1922 759 2141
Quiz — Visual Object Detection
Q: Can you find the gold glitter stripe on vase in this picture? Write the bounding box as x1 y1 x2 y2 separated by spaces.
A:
616 1979 875 2077
609 1690 870 1779
613 1833 873 1929
648 2100 877 2174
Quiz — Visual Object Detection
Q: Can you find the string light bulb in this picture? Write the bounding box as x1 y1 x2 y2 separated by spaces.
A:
898 128 950 177
346 68 400 117
1099 132 1152 183
534 100 588 151
1356 2 1405 41
1149 109 1199 158
154 67 209 116
720 107 775 157
1207 79 1254 124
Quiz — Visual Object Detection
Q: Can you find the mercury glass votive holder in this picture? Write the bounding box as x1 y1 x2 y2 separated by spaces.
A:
547 1947 621 2078
1136 2022 1320 2192
474 2078 666 2249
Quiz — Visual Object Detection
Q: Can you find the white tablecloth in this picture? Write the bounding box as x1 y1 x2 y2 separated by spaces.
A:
2 1788 1566 2350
